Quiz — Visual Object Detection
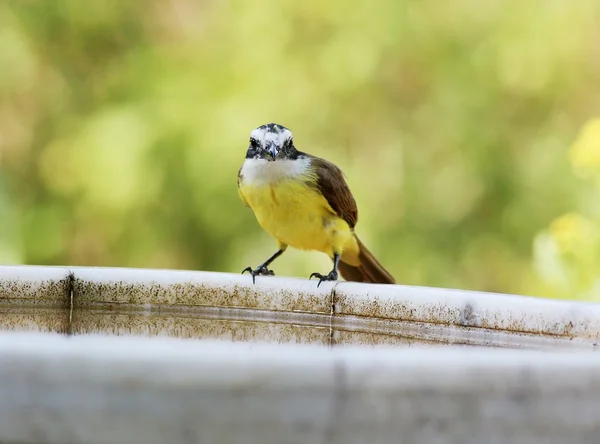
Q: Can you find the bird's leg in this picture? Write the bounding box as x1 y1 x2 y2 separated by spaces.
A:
242 248 285 284
310 252 340 287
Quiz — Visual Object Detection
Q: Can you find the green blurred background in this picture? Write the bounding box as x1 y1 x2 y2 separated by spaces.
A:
1 0 599 300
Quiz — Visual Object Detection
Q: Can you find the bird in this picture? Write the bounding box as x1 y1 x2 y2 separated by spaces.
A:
237 123 395 287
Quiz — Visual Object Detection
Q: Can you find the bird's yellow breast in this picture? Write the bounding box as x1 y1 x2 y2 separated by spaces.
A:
238 158 357 259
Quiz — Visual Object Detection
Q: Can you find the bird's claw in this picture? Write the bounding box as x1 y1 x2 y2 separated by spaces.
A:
242 265 275 284
309 270 338 287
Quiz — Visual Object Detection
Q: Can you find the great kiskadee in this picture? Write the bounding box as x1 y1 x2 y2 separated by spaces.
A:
237 123 395 286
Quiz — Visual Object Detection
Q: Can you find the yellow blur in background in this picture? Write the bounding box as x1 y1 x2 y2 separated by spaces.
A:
0 0 599 300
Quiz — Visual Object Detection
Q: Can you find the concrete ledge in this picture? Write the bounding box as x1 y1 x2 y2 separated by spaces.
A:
334 282 600 347
2 266 600 443
1 265 600 348
334 282 600 337
0 266 71 307
72 267 333 313
70 266 600 348
0 266 72 334
1 332 600 444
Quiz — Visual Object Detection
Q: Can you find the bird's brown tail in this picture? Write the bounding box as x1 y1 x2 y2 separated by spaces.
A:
338 236 395 284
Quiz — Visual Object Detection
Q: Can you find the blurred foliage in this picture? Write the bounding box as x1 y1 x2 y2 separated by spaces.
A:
0 0 599 300
534 118 600 300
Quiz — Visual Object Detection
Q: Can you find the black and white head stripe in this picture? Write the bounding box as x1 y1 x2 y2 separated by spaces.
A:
249 123 293 149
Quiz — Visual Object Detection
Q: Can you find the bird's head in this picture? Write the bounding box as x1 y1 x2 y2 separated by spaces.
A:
246 123 298 161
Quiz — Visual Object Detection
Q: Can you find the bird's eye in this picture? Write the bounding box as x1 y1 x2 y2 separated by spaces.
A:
249 138 259 149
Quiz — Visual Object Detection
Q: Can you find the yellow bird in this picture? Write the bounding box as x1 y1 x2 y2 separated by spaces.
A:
237 123 395 286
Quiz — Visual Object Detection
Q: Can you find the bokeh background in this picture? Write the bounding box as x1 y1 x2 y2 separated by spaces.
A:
1 0 599 300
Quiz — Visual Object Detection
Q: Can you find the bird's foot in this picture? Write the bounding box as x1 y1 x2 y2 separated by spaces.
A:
242 265 275 284
309 269 338 287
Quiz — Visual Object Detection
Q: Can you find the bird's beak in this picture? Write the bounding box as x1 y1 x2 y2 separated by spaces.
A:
267 142 278 161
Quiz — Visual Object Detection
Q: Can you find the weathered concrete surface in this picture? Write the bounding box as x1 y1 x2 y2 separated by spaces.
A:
69 266 600 349
0 266 71 333
71 308 332 345
0 266 71 307
72 267 333 313
334 281 600 346
1 265 600 348
1 332 600 444
0 306 71 334
2 266 600 443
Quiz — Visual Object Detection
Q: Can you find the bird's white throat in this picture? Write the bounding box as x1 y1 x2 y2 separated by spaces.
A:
240 157 311 186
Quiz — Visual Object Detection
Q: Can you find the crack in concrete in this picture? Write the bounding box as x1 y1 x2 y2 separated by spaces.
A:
328 282 341 348
66 269 75 336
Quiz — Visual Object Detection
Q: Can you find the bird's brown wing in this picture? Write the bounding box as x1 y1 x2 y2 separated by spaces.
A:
306 154 358 229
